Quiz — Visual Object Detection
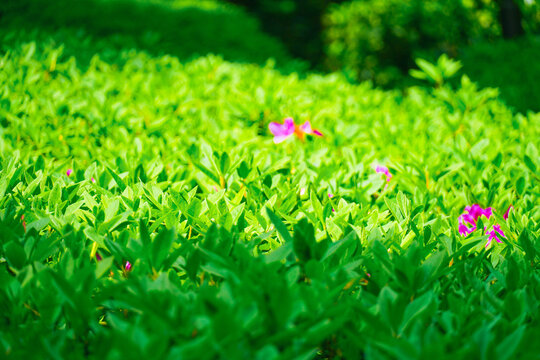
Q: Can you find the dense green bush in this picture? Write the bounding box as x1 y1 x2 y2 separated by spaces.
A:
324 0 473 85
324 0 540 87
1 22 539 359
459 36 540 113
0 0 295 68
226 0 337 64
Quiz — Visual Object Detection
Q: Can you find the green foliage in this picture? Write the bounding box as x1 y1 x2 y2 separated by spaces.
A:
0 23 539 360
324 0 540 87
227 0 333 63
0 0 296 69
410 54 463 87
324 0 473 85
459 36 540 113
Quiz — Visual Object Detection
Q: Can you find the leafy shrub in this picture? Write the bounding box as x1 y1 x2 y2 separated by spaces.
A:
226 0 338 64
324 0 473 85
323 0 540 87
465 0 540 37
0 0 295 68
458 36 540 113
0 26 539 358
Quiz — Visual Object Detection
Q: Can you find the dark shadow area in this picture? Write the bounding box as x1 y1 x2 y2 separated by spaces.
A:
0 0 304 71
458 36 540 113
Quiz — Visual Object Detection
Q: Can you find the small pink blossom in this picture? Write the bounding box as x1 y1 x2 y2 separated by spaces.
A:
269 117 322 144
96 253 102 261
125 261 132 271
299 121 323 137
458 204 491 236
375 165 392 182
458 204 506 248
299 187 307 196
503 205 513 220
91 177 96 183
486 224 505 247
66 169 73 177
328 193 334 198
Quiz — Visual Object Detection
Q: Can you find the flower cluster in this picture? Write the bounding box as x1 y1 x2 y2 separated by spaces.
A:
375 165 392 182
458 204 512 247
269 117 322 144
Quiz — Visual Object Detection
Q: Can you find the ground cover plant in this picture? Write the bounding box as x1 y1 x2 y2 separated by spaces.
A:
1 11 540 360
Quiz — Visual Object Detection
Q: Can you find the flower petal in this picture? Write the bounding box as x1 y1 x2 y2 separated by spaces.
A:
503 205 513 220
269 122 288 137
299 121 313 134
269 118 295 143
273 134 292 144
299 121 323 137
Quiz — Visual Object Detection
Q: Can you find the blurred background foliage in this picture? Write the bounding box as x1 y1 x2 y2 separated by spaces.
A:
229 0 540 112
1 0 538 111
0 0 300 70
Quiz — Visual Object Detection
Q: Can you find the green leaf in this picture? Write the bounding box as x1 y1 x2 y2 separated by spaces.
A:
266 207 293 243
523 155 537 174
516 176 525 195
4 241 26 269
95 256 114 278
106 166 127 192
495 325 525 360
151 228 176 270
292 218 315 262
399 291 434 334
48 183 61 209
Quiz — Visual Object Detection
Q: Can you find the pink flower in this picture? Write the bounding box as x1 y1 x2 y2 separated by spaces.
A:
328 193 334 198
503 205 513 220
66 169 73 177
458 204 506 248
125 261 132 271
458 204 491 236
486 224 505 247
268 117 322 144
91 177 96 183
375 165 392 182
299 121 323 137
96 253 102 261
464 204 492 220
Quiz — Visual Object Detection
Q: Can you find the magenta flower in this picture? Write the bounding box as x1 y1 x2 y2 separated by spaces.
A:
458 204 506 248
299 121 323 137
125 261 132 271
91 177 96 183
458 204 492 236
328 193 334 198
486 224 504 247
503 205 513 220
268 117 322 144
66 168 73 177
375 165 392 182
96 252 102 261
